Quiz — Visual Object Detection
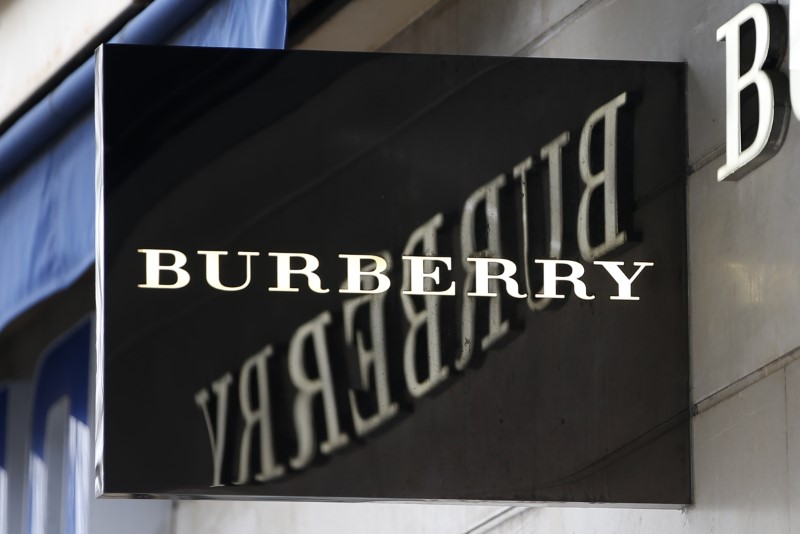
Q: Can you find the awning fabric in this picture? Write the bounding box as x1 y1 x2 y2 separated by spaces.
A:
0 0 286 332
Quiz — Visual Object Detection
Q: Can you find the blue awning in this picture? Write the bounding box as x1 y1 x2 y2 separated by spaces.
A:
0 0 286 332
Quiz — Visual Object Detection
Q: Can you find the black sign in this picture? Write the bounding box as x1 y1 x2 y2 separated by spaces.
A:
96 44 689 504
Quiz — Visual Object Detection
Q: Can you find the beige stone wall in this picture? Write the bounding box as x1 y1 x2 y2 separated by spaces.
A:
0 0 133 123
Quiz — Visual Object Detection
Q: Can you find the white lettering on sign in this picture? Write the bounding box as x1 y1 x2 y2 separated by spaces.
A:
198 250 259 291
138 249 651 299
534 260 595 300
138 249 191 289
402 255 456 296
339 254 392 294
594 261 654 301
268 252 329 294
532 260 653 301
466 258 527 298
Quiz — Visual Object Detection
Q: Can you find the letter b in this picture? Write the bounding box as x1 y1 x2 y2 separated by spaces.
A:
716 3 789 181
138 249 191 289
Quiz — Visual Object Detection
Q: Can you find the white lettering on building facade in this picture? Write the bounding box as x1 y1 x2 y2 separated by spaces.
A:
717 2 791 181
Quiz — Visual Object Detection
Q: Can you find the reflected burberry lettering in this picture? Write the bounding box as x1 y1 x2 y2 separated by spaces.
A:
179 92 655 487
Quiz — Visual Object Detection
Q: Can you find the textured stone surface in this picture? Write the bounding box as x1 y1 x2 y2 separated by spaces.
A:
174 501 509 534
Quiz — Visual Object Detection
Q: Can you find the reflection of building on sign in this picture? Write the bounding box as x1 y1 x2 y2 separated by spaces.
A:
187 91 653 487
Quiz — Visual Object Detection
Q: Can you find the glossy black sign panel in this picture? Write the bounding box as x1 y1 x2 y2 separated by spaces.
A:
96 44 689 504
